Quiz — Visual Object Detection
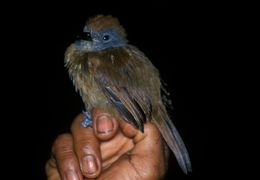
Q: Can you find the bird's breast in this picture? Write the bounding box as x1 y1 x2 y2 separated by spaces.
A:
66 46 161 116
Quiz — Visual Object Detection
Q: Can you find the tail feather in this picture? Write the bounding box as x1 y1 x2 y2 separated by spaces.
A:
153 106 192 174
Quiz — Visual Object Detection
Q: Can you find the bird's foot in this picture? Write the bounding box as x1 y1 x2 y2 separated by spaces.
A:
81 111 92 128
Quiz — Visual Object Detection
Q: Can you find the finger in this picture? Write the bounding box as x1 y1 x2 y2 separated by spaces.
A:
92 108 119 141
99 130 134 168
45 158 61 180
118 117 140 138
130 122 168 179
96 123 167 180
71 113 101 178
51 133 83 180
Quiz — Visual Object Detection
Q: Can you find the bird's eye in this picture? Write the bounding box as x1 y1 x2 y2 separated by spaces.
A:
103 35 110 41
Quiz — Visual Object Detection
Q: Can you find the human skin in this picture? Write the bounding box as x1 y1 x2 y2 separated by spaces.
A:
46 108 169 180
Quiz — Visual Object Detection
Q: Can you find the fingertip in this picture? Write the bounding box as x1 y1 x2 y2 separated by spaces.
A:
119 118 139 138
81 154 101 178
133 122 162 145
92 109 119 141
143 123 161 138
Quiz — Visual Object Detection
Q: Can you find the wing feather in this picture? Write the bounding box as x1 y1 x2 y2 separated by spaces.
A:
153 105 192 174
104 86 146 131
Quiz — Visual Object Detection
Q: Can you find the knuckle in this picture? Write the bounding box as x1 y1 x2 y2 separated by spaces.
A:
54 134 71 145
144 123 160 136
140 167 163 180
52 133 72 154
76 140 95 154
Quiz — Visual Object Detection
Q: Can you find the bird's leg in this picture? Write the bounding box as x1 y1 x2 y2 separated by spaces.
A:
81 111 92 127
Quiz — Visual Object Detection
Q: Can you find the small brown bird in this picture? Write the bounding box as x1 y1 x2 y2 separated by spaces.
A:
65 14 192 174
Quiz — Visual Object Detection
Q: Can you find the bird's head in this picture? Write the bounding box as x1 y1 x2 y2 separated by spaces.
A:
74 15 128 52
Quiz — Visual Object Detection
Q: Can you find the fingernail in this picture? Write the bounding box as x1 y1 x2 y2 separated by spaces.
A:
82 155 97 175
64 170 79 180
96 115 113 133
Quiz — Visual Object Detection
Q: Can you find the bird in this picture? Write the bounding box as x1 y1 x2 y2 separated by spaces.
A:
64 14 192 174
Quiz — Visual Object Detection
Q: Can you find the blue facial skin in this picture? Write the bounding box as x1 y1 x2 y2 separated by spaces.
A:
75 28 128 52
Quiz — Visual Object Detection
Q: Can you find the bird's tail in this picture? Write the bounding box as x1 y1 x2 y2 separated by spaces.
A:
153 106 192 174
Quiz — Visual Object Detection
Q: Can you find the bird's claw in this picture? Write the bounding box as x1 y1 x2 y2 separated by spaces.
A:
81 111 92 128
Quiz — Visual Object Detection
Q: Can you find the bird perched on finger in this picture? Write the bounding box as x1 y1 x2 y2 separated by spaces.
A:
65 14 192 174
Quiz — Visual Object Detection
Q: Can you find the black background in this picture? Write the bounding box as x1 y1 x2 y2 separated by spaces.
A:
1 1 229 179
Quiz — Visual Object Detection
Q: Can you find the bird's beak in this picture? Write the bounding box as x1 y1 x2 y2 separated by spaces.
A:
92 38 100 43
76 32 92 41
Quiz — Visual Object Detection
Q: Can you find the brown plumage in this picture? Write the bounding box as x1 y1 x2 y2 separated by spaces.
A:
65 14 192 174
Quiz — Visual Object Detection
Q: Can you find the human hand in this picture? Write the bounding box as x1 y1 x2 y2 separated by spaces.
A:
46 108 169 180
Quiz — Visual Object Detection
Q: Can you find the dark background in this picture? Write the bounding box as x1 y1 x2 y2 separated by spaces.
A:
1 1 229 179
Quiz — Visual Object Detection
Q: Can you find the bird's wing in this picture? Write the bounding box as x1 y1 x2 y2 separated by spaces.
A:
104 85 192 173
153 105 192 174
103 86 148 132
